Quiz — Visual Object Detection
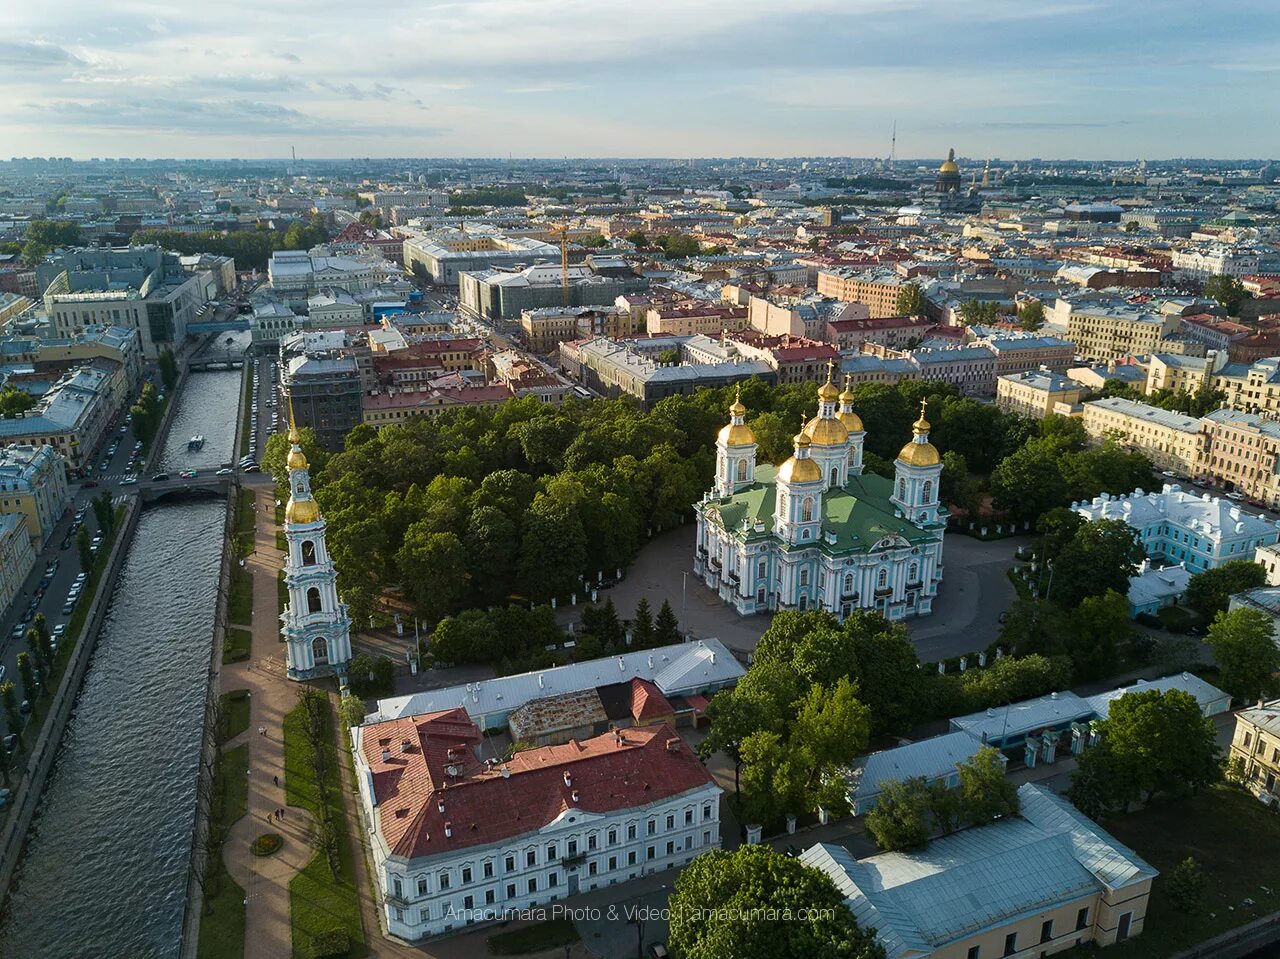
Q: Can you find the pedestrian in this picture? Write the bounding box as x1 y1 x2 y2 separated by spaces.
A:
273 774 278 787
258 726 266 736
279 807 286 820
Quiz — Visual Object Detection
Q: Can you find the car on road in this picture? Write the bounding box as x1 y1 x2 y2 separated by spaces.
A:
3 734 15 753
1226 491 1245 501
0 666 5 685
1249 500 1268 510
19 700 31 716
80 480 98 489
151 473 170 482
216 467 234 475
119 425 128 435
179 469 198 479
120 474 137 485
243 464 261 473
10 624 24 640
62 601 75 615
52 624 65 639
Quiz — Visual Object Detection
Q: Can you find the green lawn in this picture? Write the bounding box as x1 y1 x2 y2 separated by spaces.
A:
1059 785 1280 958
223 627 252 664
234 488 257 560
221 689 251 743
284 697 367 958
228 563 253 626
488 919 581 955
239 368 253 455
196 743 249 959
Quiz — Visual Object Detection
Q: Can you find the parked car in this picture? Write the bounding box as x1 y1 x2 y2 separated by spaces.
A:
52 624 66 639
3 733 15 753
119 424 128 435
0 788 10 807
243 464 261 473
62 601 75 616
1249 500 1268 510
19 700 31 716
81 480 98 489
216 467 234 476
1226 491 1245 501
120 474 137 485
151 473 170 482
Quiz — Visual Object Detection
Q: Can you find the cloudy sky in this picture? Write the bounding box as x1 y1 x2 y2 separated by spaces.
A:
3 0 1279 160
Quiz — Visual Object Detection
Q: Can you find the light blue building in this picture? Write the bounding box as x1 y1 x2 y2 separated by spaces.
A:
1074 484 1280 573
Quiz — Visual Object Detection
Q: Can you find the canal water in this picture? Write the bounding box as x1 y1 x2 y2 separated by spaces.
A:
157 370 244 473
0 365 243 958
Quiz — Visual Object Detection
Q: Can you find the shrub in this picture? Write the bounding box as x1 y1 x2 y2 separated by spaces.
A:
251 833 283 857
304 928 350 959
1165 856 1206 913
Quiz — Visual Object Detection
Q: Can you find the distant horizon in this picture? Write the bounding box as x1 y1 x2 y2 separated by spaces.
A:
5 0 1280 158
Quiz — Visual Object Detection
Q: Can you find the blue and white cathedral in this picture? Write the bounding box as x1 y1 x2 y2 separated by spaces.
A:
694 367 946 621
280 416 353 679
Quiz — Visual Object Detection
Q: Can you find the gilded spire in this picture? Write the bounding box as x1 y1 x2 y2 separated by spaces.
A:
817 358 839 401
287 391 301 444
913 398 931 435
729 384 746 417
285 391 308 471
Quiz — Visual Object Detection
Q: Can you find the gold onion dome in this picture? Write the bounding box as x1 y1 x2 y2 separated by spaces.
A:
286 496 320 525
817 378 840 402
939 148 959 174
719 387 755 447
804 414 849 446
777 453 822 484
287 444 309 471
897 399 940 466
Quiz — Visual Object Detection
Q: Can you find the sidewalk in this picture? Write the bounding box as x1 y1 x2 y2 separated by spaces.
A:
218 484 315 957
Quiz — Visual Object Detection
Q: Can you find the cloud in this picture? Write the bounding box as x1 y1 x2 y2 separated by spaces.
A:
975 120 1135 130
39 96 320 133
0 40 85 68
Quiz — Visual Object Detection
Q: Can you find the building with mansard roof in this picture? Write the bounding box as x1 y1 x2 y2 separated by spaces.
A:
693 366 946 622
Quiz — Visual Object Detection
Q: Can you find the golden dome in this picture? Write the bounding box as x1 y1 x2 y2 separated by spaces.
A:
728 387 747 418
287 445 309 471
777 455 822 484
897 440 941 467
793 430 812 448
912 398 931 435
817 360 840 401
718 422 756 447
839 409 864 432
838 379 856 406
286 496 321 524
803 415 849 446
939 148 959 174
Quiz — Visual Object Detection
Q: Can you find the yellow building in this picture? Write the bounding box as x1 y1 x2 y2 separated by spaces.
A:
1082 397 1204 476
802 783 1156 958
997 370 1086 419
1227 701 1280 800
1066 307 1181 362
0 443 71 549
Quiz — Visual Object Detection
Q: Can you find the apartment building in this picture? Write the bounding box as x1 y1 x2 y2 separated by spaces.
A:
824 314 934 351
724 332 838 385
815 267 907 318
1200 408 1280 506
1144 351 1228 396
0 443 71 549
1212 357 1280 416
1081 398 1204 476
1171 245 1261 279
0 514 37 618
402 228 558 285
352 710 720 941
979 334 1078 376
0 365 119 473
1227 701 1280 801
997 370 1087 419
645 301 748 337
907 345 998 397
362 385 513 428
1066 307 1183 362
459 263 624 322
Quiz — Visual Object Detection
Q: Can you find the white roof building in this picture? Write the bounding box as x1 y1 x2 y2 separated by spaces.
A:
369 639 744 731
1084 672 1232 719
845 731 998 815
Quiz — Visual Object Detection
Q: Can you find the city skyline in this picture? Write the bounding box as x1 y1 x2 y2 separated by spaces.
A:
4 0 1280 160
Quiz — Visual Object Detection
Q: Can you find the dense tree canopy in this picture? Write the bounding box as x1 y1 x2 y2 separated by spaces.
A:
1206 607 1280 704
1185 560 1267 617
668 845 885 959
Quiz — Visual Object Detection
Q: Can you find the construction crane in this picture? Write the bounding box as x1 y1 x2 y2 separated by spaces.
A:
545 221 570 304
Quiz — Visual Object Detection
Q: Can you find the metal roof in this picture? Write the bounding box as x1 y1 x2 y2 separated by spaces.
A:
949 691 1092 742
845 731 993 803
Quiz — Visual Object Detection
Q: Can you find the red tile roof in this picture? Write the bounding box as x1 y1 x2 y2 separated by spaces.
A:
362 710 714 859
629 678 675 722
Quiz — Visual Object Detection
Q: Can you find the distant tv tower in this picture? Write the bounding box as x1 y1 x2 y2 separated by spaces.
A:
889 121 897 169
291 145 296 162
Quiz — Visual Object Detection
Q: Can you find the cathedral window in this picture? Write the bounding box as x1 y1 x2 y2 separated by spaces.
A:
801 496 814 522
877 568 888 588
923 480 933 503
909 562 919 581
898 479 906 499
844 573 853 594
307 587 323 614
302 540 317 566
736 459 748 482
799 568 809 587
830 467 838 486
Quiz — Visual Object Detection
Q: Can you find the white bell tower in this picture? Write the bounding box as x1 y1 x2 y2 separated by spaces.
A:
280 407 353 680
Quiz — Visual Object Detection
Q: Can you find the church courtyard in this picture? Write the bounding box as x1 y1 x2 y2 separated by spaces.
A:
593 524 1028 662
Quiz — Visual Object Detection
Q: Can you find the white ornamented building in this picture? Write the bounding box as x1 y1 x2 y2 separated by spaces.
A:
280 422 353 679
694 372 946 621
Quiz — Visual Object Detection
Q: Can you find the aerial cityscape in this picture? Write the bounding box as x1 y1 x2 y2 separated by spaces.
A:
3 4 1280 959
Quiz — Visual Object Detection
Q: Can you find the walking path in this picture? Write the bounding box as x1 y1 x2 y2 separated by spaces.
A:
218 483 315 957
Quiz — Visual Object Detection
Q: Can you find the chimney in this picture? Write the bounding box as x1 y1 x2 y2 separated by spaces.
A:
563 771 572 788
666 737 681 753
381 748 391 762
500 765 510 779
538 674 545 689
437 798 445 813
401 739 412 753
444 822 452 838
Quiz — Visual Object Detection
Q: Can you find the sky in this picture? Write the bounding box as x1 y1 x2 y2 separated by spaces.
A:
2 0 1279 161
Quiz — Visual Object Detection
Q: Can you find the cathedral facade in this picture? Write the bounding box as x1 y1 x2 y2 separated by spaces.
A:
280 418 354 680
693 371 946 622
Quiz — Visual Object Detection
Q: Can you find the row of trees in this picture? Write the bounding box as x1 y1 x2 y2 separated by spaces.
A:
0 219 83 265
864 747 1017 851
129 383 164 447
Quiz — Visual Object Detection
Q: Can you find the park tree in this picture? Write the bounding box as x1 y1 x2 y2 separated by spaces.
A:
395 526 467 624
957 299 1001 326
77 525 93 574
791 677 870 772
1206 607 1280 704
895 282 925 316
16 653 37 718
927 779 965 835
338 693 366 729
1075 689 1220 811
0 386 35 419
700 688 767 796
158 348 179 389
957 745 1018 825
848 615 925 735
668 845 886 959
1204 275 1249 315
865 777 932 851
1185 560 1267 618
1067 589 1129 680
631 597 654 648
1049 519 1144 609
739 730 809 827
989 439 1070 522
1018 300 1045 331
655 598 680 645
1165 857 1207 912
31 614 53 672
580 597 625 649
959 654 1072 711
0 681 21 747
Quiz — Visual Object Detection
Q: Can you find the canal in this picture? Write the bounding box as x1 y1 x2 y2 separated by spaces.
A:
0 364 243 958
